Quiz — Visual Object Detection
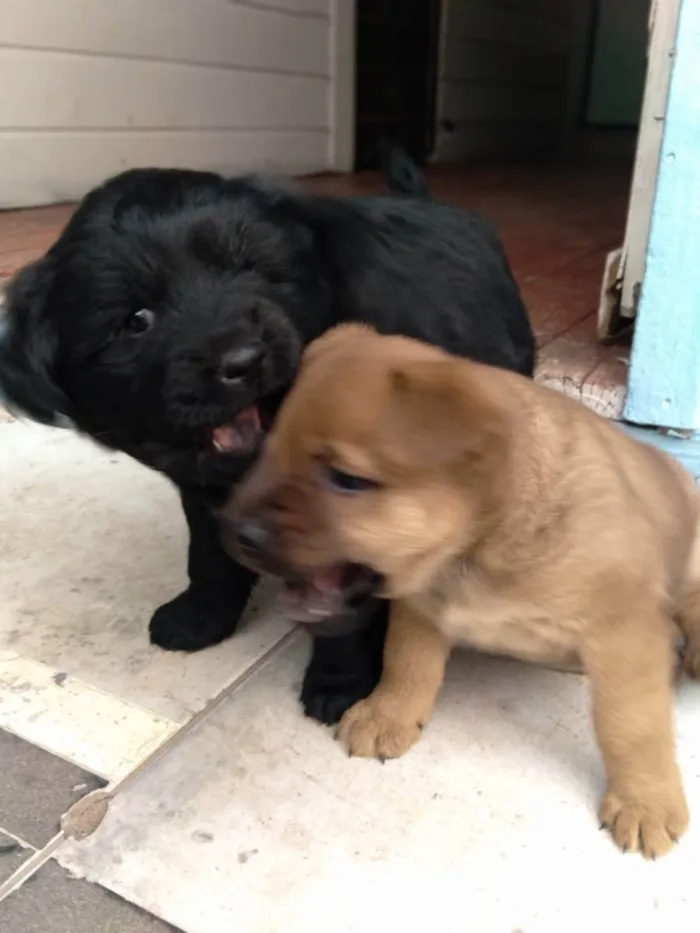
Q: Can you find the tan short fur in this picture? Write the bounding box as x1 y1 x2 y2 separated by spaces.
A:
226 324 700 858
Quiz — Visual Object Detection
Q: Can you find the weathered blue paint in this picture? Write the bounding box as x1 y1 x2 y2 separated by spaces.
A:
620 423 700 483
624 0 700 431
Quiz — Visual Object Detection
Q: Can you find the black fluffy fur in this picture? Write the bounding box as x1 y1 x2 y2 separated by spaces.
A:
0 152 535 725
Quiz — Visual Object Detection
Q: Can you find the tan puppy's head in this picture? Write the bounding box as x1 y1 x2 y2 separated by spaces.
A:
219 324 509 624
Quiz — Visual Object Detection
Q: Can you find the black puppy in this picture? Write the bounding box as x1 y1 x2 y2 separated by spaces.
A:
0 153 534 724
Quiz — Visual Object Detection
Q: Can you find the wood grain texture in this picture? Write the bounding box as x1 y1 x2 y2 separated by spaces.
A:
0 0 330 74
0 130 329 209
0 0 331 207
0 49 328 131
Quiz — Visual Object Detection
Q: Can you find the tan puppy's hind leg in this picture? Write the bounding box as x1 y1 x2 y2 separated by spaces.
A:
583 609 688 859
337 602 449 761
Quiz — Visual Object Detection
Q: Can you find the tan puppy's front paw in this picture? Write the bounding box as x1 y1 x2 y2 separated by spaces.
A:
336 696 424 761
600 785 689 859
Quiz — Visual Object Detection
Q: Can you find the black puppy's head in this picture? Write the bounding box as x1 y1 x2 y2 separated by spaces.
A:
0 168 328 484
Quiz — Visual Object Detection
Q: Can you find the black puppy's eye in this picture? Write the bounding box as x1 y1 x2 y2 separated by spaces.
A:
321 464 380 496
125 308 156 335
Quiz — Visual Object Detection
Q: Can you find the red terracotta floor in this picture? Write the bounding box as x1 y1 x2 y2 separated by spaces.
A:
0 157 632 417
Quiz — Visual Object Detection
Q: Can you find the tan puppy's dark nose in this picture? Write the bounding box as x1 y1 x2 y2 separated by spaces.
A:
231 516 271 556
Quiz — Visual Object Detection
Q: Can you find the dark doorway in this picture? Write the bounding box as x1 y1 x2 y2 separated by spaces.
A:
354 0 441 171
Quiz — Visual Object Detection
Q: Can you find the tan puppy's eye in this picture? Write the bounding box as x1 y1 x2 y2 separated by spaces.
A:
317 462 380 496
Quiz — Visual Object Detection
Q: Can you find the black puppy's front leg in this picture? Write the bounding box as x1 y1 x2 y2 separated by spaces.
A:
301 600 389 725
150 487 258 652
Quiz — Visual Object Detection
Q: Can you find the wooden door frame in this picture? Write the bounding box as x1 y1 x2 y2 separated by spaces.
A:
619 0 681 320
625 0 700 431
597 0 680 341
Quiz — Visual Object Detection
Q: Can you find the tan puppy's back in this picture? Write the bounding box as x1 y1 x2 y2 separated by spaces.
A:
412 361 700 665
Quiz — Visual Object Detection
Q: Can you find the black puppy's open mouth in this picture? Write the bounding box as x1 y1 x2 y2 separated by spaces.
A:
209 405 264 457
281 563 382 624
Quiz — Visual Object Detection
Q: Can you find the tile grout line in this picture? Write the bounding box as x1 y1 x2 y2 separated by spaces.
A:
97 627 301 799
0 833 64 902
535 309 596 351
0 654 181 782
0 628 301 904
0 825 36 851
519 241 618 290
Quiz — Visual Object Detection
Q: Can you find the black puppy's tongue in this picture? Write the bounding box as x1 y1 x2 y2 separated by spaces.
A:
211 406 262 455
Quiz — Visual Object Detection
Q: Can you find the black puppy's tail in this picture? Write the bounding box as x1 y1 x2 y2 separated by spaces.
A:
379 139 430 198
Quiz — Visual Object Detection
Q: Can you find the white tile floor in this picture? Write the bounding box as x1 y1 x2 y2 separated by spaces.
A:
4 416 700 932
0 418 291 779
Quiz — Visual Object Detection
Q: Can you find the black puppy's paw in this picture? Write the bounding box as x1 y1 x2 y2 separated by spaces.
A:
300 607 387 725
300 667 379 726
149 589 239 652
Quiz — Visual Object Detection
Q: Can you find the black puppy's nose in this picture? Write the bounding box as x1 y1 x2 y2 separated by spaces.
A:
218 341 264 385
234 517 271 555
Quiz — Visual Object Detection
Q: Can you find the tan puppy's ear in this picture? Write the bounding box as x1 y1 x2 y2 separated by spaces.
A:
301 323 376 369
385 360 507 467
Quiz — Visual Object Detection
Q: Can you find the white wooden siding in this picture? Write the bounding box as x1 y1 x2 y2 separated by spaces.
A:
0 0 331 208
433 0 578 161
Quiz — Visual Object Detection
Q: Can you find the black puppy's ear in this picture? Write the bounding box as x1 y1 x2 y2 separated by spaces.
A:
0 257 73 427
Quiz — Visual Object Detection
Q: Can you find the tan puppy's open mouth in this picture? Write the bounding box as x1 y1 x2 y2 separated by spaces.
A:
281 564 382 624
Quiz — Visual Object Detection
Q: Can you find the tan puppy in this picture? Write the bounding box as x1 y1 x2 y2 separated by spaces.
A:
221 323 700 859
